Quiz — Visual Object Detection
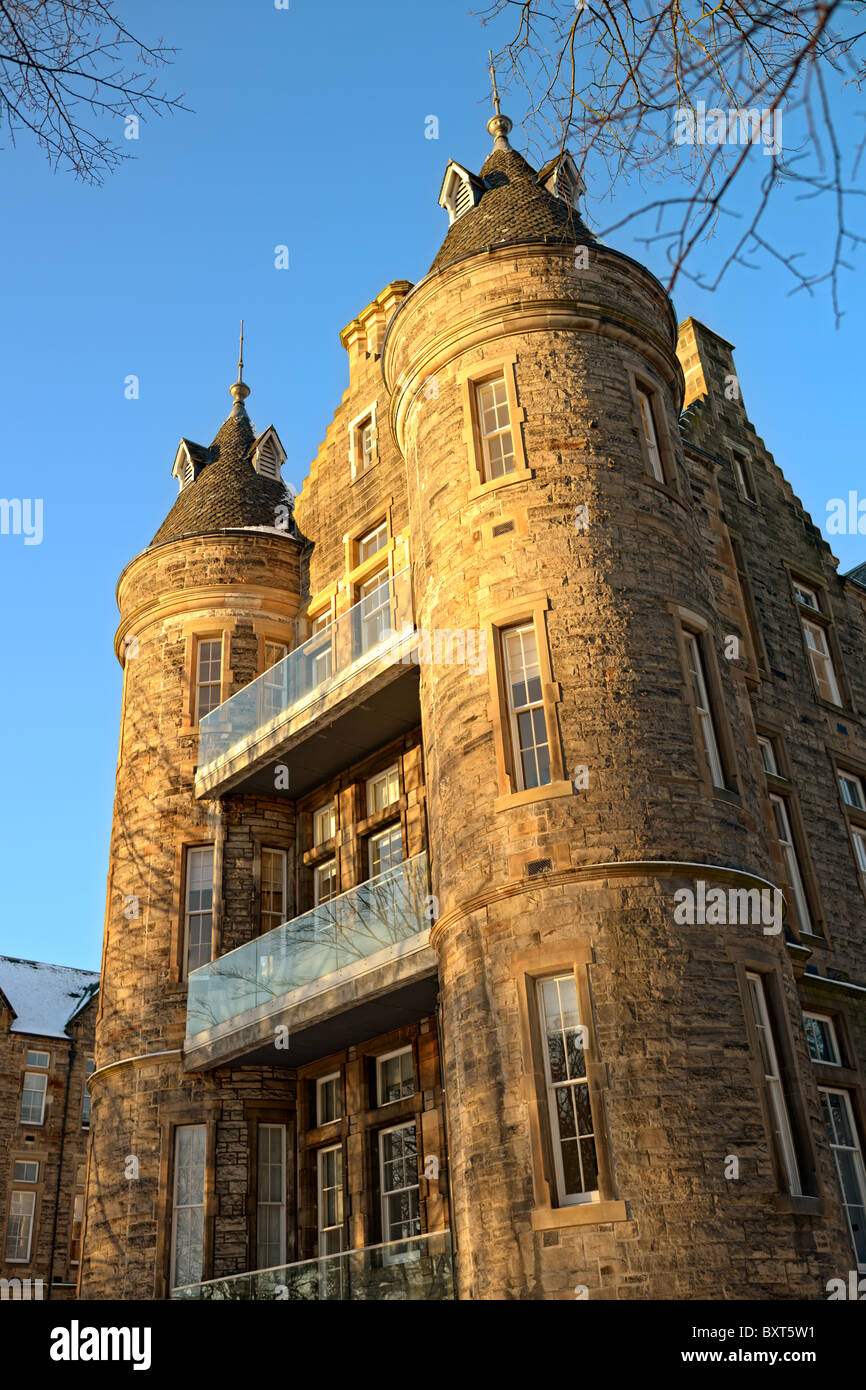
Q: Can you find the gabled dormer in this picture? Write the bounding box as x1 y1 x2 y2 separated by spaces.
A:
438 160 484 225
172 438 208 492
536 150 585 211
251 425 287 481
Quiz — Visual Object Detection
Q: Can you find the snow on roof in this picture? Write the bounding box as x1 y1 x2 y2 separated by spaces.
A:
0 956 99 1039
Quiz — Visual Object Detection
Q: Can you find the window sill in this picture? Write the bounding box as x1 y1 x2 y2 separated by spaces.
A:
785 938 812 963
816 698 856 720
494 779 573 813
770 1194 823 1217
468 466 532 503
304 840 338 867
531 1199 627 1232
347 542 396 589
711 786 742 805
356 803 404 837
811 1061 856 1081
306 1120 345 1145
766 772 793 792
796 930 829 950
166 980 192 996
351 456 381 483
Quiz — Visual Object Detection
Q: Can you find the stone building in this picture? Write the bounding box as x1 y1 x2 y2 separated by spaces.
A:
79 100 866 1301
0 956 98 1299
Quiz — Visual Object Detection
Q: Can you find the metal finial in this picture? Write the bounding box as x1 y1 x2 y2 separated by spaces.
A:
489 50 501 117
230 319 250 403
486 49 513 150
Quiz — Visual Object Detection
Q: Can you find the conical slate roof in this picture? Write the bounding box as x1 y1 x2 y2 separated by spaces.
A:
430 146 593 275
150 399 293 548
846 561 866 590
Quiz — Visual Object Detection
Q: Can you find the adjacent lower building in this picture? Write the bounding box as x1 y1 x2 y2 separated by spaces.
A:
78 97 866 1301
0 956 98 1299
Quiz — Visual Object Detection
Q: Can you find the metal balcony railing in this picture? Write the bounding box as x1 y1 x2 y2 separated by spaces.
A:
185 852 429 1044
197 566 414 774
170 1230 454 1301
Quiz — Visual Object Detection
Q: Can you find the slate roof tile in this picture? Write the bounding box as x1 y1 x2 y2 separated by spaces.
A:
430 146 593 274
151 401 296 548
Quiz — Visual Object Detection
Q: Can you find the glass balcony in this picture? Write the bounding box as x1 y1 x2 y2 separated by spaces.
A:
197 565 414 776
170 1230 454 1301
186 852 430 1044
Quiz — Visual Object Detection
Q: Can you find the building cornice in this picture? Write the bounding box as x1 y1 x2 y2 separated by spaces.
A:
429 859 786 951
384 254 685 454
116 527 300 610
799 973 866 998
384 238 680 362
113 581 302 663
87 1048 182 1088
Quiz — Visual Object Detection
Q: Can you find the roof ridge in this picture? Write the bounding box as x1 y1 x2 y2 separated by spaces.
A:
0 954 98 975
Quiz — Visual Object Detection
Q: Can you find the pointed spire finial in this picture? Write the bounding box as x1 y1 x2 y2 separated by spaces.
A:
230 319 250 404
487 49 513 150
489 50 501 117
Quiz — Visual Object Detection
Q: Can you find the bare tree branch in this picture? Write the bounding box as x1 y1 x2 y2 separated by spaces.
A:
478 1 866 321
0 0 187 183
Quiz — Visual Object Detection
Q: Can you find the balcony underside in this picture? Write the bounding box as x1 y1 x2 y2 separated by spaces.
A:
195 659 421 801
184 932 439 1071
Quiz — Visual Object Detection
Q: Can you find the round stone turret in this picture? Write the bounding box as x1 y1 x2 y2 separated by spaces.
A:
80 395 301 1299
382 138 832 1299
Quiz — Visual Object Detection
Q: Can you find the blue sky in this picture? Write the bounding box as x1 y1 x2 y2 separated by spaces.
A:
0 0 863 971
